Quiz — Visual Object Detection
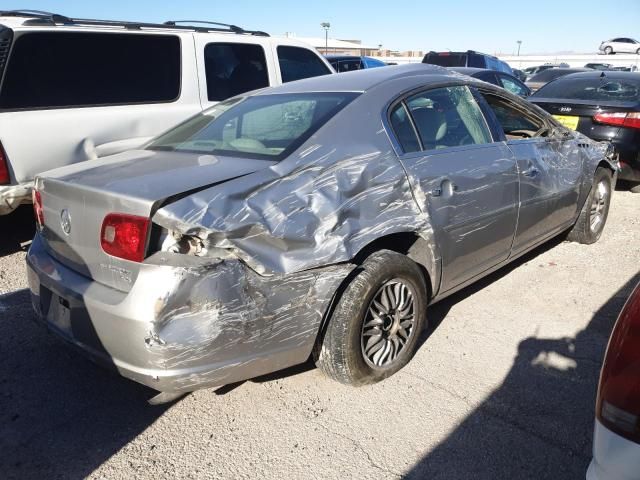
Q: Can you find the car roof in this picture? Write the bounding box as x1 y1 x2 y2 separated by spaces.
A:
254 63 454 95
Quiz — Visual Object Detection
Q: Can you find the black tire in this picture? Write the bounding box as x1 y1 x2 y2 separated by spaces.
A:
315 250 427 386
636 48 640 55
630 183 640 193
604 46 613 55
567 168 613 244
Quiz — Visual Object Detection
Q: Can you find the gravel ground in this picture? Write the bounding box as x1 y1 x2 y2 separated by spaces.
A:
0 191 638 480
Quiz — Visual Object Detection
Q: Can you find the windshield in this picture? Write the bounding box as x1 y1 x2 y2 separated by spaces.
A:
534 76 640 101
148 92 359 160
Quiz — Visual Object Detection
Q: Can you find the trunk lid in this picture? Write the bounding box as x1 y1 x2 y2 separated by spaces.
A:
38 149 276 292
531 98 639 142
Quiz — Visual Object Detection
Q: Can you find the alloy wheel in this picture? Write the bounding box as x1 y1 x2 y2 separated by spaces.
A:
361 279 416 368
590 180 609 233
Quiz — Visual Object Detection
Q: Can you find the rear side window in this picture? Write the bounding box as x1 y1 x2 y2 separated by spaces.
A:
204 43 269 101
389 103 420 153
390 86 492 152
534 77 640 101
0 32 180 109
277 46 331 83
499 75 529 97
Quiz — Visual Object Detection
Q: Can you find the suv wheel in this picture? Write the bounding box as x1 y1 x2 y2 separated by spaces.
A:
315 250 427 386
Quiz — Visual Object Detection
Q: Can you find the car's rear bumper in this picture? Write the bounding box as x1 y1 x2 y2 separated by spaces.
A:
26 233 351 393
0 182 33 215
586 419 640 480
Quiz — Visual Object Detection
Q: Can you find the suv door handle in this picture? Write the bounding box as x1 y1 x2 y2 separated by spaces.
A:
523 166 539 178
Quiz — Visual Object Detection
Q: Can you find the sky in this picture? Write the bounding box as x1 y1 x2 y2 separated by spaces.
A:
2 0 639 54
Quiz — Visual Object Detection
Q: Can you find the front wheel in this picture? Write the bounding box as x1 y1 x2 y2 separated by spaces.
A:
604 46 613 54
567 168 613 244
315 250 427 386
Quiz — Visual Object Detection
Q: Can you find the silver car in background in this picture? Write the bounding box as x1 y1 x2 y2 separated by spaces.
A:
599 37 640 55
26 64 617 400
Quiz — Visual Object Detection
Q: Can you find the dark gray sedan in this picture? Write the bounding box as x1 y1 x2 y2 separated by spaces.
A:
26 64 617 401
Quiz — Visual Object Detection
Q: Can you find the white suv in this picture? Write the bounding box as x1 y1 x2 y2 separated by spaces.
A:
599 37 640 55
0 11 334 215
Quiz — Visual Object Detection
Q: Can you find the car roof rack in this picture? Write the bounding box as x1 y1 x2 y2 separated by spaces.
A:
0 10 270 36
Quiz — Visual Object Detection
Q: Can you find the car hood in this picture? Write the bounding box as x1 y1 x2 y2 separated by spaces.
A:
41 149 278 202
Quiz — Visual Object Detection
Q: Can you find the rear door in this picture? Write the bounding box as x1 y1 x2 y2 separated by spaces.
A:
478 90 582 255
0 30 202 184
389 85 519 291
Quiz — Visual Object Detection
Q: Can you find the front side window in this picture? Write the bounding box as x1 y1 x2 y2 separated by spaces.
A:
0 32 180 109
401 86 492 151
148 92 358 161
481 93 545 139
204 43 269 102
277 46 331 83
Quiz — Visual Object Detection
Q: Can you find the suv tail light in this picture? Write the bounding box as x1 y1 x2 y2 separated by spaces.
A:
0 143 10 184
593 112 640 130
596 283 640 443
32 189 44 227
100 213 150 263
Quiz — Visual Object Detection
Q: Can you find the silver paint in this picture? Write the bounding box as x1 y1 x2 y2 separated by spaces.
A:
26 64 616 393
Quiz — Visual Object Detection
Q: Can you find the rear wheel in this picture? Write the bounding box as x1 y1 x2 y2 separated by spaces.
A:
567 168 612 244
315 250 427 386
630 183 640 193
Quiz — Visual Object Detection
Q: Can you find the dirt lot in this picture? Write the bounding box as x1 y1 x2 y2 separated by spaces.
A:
0 191 638 480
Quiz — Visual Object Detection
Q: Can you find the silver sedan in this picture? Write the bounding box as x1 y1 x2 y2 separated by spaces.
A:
26 64 617 401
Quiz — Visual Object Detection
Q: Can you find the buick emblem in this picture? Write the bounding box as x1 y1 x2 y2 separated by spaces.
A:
560 106 572 113
60 209 71 235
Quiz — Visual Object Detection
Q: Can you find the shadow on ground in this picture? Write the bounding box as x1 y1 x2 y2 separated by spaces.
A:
0 288 170 480
0 205 35 257
405 271 639 479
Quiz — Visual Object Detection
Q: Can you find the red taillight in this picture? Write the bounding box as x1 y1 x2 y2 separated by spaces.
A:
32 189 44 227
0 143 10 185
596 283 640 443
100 213 150 263
593 112 640 130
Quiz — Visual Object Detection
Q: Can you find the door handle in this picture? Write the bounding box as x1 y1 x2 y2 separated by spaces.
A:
522 166 539 178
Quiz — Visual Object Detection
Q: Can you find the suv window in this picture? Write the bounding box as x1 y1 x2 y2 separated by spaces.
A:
481 93 545 139
391 86 492 152
423 52 468 67
332 58 363 72
467 53 485 68
0 32 180 109
277 46 331 83
204 43 269 102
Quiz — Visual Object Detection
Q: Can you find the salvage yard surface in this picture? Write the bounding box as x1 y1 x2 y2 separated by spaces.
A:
0 191 638 480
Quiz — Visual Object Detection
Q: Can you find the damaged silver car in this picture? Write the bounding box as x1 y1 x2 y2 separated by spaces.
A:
26 64 617 399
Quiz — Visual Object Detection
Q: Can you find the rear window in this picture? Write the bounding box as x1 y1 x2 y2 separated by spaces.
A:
423 52 468 67
528 69 583 82
534 77 640 101
147 92 358 161
0 32 181 109
277 46 331 83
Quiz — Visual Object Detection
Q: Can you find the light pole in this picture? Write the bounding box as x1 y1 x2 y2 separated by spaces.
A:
517 40 522 56
321 22 330 54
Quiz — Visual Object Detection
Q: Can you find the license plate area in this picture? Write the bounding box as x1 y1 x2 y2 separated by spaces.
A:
553 115 580 130
45 291 72 333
